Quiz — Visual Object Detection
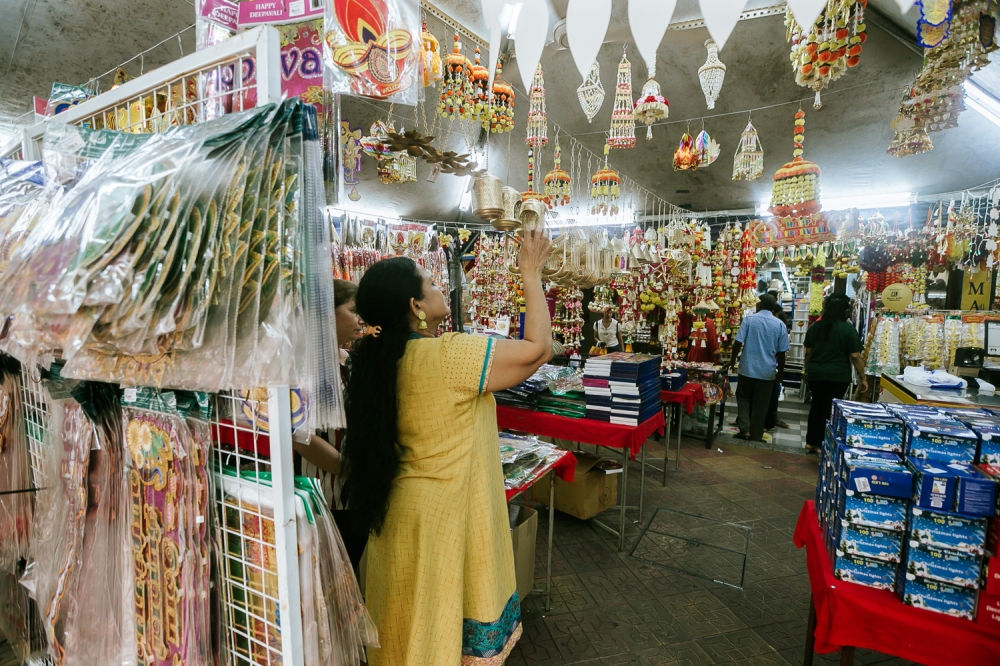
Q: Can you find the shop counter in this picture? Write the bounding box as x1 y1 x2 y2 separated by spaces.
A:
879 373 1000 408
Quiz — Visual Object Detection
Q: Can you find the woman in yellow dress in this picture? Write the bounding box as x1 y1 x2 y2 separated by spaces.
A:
344 230 553 665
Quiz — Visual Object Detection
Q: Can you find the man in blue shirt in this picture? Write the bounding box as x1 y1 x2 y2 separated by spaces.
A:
726 293 790 442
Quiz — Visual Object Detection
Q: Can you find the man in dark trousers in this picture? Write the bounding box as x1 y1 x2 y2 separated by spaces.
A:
726 294 790 442
765 295 792 431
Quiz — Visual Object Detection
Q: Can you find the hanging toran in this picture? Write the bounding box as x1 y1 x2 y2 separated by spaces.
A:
786 0 866 108
633 62 669 140
577 60 606 123
607 48 636 149
590 145 621 215
469 47 490 121
673 132 699 171
484 61 515 133
420 20 443 87
732 120 764 181
769 110 821 218
543 136 571 208
698 39 727 110
438 33 473 119
525 64 548 149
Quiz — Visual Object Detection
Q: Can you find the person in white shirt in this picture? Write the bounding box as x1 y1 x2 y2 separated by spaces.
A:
594 310 624 353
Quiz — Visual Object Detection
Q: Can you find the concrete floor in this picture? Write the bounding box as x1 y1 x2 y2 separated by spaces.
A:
507 437 921 666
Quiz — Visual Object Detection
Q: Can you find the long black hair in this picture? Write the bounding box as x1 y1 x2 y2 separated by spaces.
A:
811 293 851 345
343 257 425 535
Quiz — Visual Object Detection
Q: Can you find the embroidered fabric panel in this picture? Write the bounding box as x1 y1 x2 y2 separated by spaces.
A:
461 591 522 660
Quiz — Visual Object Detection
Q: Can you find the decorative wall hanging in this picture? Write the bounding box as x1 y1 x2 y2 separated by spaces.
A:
522 147 545 204
673 133 699 171
769 110 821 218
470 47 490 120
438 34 474 119
590 146 621 215
340 121 363 201
607 48 636 149
544 137 571 208
786 0 866 108
698 39 727 110
567 0 614 80
886 110 934 157
484 61 515 133
577 61 606 123
633 64 669 140
695 129 721 168
420 20 442 87
525 64 548 148
361 121 418 183
732 120 764 181
383 128 485 177
323 0 420 105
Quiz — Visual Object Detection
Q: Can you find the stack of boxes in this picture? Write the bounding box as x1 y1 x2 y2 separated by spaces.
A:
582 353 661 425
817 400 1000 624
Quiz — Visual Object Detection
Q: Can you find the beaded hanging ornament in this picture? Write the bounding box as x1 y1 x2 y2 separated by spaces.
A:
590 145 621 215
469 47 490 121
577 60 606 123
698 39 726 110
769 110 822 218
438 34 473 119
633 62 669 140
543 135 571 208
420 20 443 87
787 0 866 109
525 64 548 148
732 120 764 181
484 61 515 133
607 48 636 149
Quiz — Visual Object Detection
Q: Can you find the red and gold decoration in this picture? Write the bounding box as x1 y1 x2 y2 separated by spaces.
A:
543 136 571 208
484 61 515 133
590 146 621 215
769 110 821 218
470 47 490 120
438 34 474 120
420 20 442 87
607 48 636 149
673 133 699 171
326 0 417 100
633 63 669 140
786 0 866 108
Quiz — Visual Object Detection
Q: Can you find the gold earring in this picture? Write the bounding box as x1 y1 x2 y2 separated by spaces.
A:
417 311 428 330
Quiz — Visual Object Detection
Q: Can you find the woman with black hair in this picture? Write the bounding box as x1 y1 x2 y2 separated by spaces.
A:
343 230 552 665
804 293 868 453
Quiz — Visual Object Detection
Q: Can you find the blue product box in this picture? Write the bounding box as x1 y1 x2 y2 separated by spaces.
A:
897 575 977 620
909 506 987 556
838 446 911 499
947 408 992 420
837 412 904 453
905 422 978 465
834 517 904 563
823 425 841 460
832 552 897 591
948 463 998 517
907 458 957 511
660 369 687 391
980 439 1000 466
837 485 908 531
902 542 982 588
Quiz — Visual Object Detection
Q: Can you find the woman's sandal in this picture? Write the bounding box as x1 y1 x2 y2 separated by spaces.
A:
805 445 820 455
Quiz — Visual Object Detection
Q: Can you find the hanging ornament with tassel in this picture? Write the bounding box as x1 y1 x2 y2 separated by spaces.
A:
607 47 636 149
633 60 669 140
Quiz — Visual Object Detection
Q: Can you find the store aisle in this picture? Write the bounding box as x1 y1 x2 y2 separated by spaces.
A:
507 438 920 666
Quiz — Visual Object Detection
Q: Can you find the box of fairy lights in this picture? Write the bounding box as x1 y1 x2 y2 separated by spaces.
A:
905 421 978 465
832 402 904 453
833 518 904 563
831 551 897 591
837 446 912 499
907 506 987 557
901 541 982 589
836 485 908 531
897 574 978 620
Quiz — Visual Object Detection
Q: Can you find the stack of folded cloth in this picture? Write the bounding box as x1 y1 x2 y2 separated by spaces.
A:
494 365 575 410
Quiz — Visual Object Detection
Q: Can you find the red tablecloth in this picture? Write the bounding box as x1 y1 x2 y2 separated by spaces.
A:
504 450 576 501
660 382 706 415
793 500 1000 664
496 405 664 459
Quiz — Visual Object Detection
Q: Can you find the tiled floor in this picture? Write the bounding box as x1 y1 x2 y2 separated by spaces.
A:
507 436 920 666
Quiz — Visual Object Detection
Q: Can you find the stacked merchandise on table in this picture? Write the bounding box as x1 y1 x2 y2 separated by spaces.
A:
493 365 584 415
582 353 661 424
499 432 569 491
816 400 1000 625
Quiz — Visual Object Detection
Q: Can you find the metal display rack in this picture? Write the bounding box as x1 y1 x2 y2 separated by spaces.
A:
12 27 307 665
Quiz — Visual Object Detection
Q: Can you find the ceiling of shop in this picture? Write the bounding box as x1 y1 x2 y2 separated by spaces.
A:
2 0 1000 219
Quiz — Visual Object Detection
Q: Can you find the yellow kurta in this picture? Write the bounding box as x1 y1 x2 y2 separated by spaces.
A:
365 332 521 666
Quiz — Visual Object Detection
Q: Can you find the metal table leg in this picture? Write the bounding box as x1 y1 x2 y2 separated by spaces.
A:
662 404 670 487
705 402 717 449
618 445 629 551
545 474 555 612
676 405 683 471
638 441 646 524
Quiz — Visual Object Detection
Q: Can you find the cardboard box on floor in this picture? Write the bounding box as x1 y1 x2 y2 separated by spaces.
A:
532 452 618 520
509 504 537 602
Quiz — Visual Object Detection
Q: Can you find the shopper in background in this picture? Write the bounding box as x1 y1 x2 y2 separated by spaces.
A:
726 293 789 442
344 230 552 665
594 309 623 352
764 296 792 432
804 293 867 454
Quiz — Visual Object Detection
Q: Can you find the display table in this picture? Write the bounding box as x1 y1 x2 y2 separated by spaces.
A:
496 405 665 551
880 373 1000 408
793 500 1000 665
504 450 576 612
659 383 708 480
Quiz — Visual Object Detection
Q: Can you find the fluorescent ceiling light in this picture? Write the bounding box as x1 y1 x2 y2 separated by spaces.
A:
327 205 401 222
965 80 1000 129
507 3 523 39
459 188 473 212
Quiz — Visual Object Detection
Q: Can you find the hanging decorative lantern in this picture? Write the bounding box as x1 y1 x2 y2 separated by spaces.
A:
695 129 721 168
769 109 822 218
438 34 473 119
698 39 727 110
484 61 515 133
420 20 443 88
543 136 571 208
469 47 490 121
673 133 699 171
732 120 764 181
786 0 866 109
577 60 606 123
607 48 636 149
633 62 669 140
590 146 621 215
525 64 548 148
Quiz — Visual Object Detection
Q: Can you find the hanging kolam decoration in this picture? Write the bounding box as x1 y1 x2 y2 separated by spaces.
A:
607 48 636 149
786 0 867 109
732 120 764 181
525 64 548 149
590 145 621 215
485 61 515 133
633 62 669 140
698 39 727 110
420 19 443 87
439 33 473 119
543 135 571 208
577 61 606 123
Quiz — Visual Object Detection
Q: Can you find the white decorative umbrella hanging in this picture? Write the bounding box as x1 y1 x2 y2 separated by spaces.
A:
698 39 727 110
607 47 636 149
732 119 764 181
577 61 605 123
